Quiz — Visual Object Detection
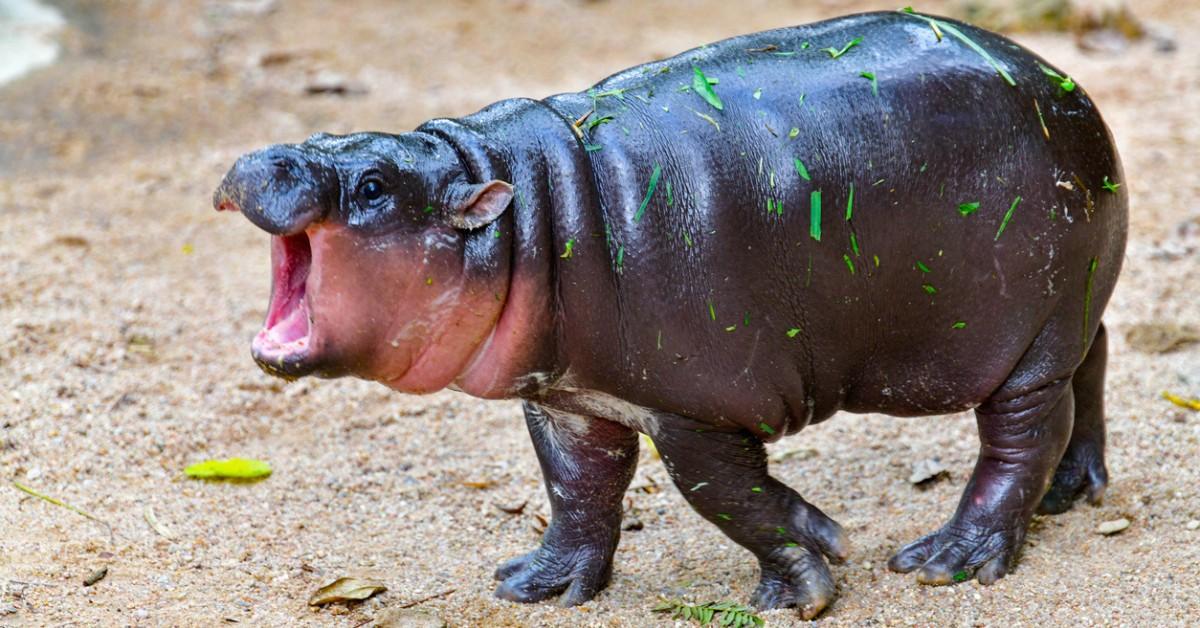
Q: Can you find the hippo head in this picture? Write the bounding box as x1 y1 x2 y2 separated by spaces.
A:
213 132 514 392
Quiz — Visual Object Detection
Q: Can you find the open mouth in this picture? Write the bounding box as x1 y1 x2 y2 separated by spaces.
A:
252 232 313 365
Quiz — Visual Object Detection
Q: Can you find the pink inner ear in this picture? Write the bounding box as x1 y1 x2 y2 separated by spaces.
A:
458 180 514 227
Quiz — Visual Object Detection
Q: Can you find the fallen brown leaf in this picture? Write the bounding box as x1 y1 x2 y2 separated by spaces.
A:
308 577 387 606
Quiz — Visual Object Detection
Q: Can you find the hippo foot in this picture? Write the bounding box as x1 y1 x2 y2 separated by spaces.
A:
493 541 614 607
887 521 1025 586
750 546 839 620
1037 439 1108 515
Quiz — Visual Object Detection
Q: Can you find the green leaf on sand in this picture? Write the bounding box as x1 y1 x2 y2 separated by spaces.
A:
185 458 272 480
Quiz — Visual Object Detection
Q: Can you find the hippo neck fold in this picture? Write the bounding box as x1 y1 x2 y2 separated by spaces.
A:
419 98 594 399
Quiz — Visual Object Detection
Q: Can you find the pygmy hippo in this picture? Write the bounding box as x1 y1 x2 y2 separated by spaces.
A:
213 9 1126 619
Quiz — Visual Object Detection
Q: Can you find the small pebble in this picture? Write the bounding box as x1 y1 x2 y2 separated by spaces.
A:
1186 520 1199 531
1097 518 1130 535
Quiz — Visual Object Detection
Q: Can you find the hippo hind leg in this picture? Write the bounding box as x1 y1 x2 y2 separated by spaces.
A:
650 415 848 620
1038 323 1109 514
494 402 638 606
888 326 1078 585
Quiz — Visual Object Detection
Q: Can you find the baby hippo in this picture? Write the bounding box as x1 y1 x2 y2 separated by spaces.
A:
213 10 1126 619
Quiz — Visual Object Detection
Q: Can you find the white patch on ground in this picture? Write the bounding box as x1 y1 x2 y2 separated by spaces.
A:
0 0 64 87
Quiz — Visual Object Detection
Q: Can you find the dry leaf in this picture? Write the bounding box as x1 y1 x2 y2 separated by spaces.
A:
308 577 387 606
1163 391 1200 411
909 458 949 486
143 505 175 540
496 500 527 515
83 567 108 587
1097 517 1131 535
640 433 660 459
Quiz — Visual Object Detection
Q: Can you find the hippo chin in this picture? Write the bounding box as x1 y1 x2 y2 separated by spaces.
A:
213 10 1126 619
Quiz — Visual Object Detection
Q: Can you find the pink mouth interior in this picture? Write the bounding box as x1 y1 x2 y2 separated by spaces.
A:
254 232 312 356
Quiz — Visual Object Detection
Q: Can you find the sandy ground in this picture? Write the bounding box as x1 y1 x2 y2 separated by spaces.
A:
1 0 1198 625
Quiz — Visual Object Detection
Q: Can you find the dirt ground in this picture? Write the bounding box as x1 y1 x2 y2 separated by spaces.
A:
2 0 1198 626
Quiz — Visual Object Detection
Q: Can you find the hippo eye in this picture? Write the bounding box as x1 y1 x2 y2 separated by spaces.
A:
357 178 385 202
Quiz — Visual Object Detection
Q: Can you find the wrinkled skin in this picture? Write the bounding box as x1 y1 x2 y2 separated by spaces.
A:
213 11 1126 619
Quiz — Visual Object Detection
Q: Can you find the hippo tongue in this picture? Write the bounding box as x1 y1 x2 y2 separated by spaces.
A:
258 233 311 350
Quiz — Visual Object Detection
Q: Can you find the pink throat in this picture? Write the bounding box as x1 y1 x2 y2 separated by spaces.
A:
452 271 550 399
253 233 313 357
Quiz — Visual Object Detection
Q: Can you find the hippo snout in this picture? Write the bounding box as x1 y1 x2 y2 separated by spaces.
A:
213 145 335 235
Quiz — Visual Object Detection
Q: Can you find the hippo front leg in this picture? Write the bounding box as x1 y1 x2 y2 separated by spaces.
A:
650 416 848 620
494 402 638 606
889 379 1074 584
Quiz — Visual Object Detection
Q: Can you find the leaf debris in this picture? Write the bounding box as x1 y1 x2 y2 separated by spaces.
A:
1163 391 1200 411
652 599 764 627
634 164 663 222
845 182 855 220
900 9 1016 86
84 567 108 587
184 458 272 480
11 481 111 535
994 196 1022 241
691 66 724 111
810 190 822 241
143 505 175 540
1034 98 1050 140
1039 63 1076 92
794 157 811 181
308 577 387 606
822 36 863 59
691 108 722 132
1082 256 1099 349
860 71 879 96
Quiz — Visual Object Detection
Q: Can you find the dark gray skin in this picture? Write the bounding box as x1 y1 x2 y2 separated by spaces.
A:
213 11 1126 619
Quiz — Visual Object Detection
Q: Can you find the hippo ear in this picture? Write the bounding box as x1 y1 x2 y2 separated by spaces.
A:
448 179 514 230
